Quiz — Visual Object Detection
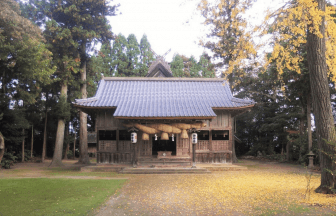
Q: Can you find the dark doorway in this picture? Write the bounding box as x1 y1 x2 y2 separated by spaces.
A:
152 136 176 156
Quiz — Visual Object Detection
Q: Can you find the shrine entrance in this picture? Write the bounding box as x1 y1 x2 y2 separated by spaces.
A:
152 136 176 156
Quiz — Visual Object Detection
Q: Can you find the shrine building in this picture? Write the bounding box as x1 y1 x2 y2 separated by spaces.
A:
74 57 254 165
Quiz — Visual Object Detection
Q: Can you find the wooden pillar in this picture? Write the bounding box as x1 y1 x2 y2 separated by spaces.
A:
209 130 212 151
192 143 196 168
133 143 137 167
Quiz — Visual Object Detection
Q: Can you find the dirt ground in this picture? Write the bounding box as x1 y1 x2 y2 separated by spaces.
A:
1 159 335 215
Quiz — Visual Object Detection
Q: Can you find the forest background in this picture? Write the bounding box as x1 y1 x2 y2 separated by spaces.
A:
0 0 335 192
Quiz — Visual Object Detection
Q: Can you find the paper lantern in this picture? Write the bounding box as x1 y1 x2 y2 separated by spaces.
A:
192 133 198 144
131 132 137 143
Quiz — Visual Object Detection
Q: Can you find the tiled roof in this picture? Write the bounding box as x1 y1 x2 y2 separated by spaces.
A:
74 77 254 118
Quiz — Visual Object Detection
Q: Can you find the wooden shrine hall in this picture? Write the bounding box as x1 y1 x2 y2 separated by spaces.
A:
74 56 255 166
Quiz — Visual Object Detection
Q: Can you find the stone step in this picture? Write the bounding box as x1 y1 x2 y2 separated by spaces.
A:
120 167 211 174
138 160 191 166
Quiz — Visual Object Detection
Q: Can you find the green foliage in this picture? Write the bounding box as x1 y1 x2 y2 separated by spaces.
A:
171 53 216 78
0 103 29 148
139 34 155 76
92 33 155 78
0 152 17 169
111 33 131 76
125 34 141 75
198 53 216 78
66 150 73 159
0 0 55 105
171 54 185 77
0 178 126 215
16 150 33 162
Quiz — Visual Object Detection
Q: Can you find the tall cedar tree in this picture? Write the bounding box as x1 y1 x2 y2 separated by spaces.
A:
198 0 256 88
171 54 215 77
262 0 336 193
98 34 153 77
23 0 118 166
139 35 155 76
171 54 185 77
111 34 128 76
125 34 141 76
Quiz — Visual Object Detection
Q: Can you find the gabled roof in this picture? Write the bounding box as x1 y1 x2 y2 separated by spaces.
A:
74 77 255 119
146 57 173 77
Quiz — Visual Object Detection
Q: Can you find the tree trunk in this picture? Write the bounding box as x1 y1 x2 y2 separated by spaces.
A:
307 93 312 152
42 109 48 163
22 129 25 162
286 141 290 161
31 125 33 158
64 123 69 160
307 0 335 194
299 107 305 161
0 132 4 164
78 51 90 164
73 133 77 159
49 83 68 167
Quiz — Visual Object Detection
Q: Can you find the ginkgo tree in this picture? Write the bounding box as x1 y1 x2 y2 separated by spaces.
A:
262 0 336 194
198 0 257 89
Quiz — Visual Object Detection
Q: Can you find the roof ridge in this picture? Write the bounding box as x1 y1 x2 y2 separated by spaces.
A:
147 57 173 75
103 77 226 82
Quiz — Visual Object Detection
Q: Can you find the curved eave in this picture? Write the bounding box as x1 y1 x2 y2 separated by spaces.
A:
114 116 216 120
73 104 117 109
212 104 255 110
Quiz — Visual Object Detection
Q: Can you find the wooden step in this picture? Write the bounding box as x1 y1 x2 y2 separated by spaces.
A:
138 157 191 165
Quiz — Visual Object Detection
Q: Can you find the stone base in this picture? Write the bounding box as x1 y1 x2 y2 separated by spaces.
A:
157 151 172 158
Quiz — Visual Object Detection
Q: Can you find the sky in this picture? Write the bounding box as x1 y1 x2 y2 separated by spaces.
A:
107 0 286 62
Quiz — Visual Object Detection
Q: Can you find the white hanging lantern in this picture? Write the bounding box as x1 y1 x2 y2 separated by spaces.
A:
131 132 137 143
155 134 158 141
172 134 174 141
192 133 198 144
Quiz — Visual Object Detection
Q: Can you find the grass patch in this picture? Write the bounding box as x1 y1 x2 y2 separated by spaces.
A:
46 169 124 177
0 178 126 215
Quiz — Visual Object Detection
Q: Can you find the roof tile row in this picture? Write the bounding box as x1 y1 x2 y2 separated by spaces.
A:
74 78 254 118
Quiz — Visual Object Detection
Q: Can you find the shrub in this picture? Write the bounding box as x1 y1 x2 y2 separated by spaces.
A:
1 152 17 169
66 150 73 158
